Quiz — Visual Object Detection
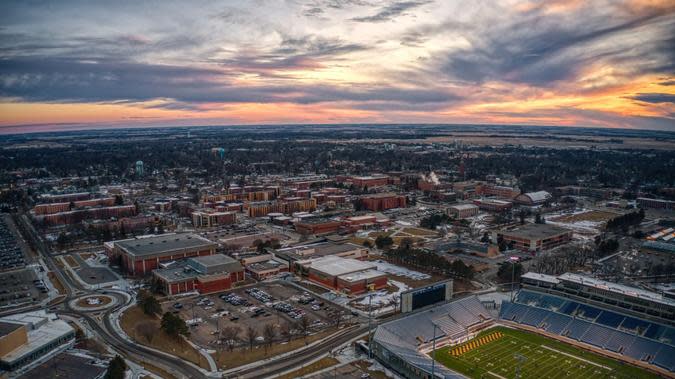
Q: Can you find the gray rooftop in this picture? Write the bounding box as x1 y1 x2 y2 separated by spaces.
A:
116 233 216 257
0 321 22 337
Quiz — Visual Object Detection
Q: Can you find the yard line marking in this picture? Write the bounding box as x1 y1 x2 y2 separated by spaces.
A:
541 345 612 370
488 371 507 379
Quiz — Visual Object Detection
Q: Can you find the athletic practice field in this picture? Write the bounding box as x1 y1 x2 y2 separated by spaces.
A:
431 326 660 379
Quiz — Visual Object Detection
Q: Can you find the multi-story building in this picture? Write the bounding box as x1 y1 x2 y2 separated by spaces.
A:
361 193 406 211
447 203 479 219
247 198 317 217
153 254 244 295
481 184 521 199
35 204 137 226
473 198 513 212
295 219 342 235
33 197 115 215
638 197 674 210
191 210 237 228
39 192 91 203
104 233 217 275
493 223 572 252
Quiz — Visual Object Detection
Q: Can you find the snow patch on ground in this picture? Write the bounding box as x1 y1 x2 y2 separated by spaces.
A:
374 261 430 280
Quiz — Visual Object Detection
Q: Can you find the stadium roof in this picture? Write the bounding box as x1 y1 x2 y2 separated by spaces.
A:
558 273 675 307
115 233 216 257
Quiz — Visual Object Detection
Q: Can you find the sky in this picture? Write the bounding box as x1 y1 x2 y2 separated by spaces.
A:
0 0 674 134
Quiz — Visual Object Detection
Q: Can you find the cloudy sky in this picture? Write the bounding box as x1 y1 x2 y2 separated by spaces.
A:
0 0 673 133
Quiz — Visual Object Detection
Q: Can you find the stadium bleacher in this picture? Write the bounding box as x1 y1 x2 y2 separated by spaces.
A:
499 289 675 374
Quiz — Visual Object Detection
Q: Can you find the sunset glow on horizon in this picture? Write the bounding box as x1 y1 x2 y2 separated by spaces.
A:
1 0 674 133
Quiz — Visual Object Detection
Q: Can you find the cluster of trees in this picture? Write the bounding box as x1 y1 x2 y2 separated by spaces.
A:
374 235 394 250
420 213 453 230
606 209 645 231
137 290 161 316
385 238 474 280
160 312 189 338
252 238 281 253
497 262 523 283
596 238 620 257
105 356 126 379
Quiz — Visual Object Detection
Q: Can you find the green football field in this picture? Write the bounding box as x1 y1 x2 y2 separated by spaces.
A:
431 326 661 379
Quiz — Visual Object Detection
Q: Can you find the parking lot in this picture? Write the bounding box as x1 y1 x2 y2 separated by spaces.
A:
0 216 26 271
0 268 48 308
70 253 119 286
163 281 350 349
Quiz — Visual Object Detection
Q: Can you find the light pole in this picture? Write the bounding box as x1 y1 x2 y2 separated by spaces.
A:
367 294 373 359
510 256 519 302
431 323 438 378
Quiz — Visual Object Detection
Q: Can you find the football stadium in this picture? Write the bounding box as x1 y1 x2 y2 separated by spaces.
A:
371 272 675 379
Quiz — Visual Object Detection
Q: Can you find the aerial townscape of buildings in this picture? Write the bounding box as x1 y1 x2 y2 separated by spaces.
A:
0 124 674 379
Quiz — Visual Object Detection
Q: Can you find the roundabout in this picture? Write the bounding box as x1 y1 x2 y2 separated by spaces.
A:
69 294 117 312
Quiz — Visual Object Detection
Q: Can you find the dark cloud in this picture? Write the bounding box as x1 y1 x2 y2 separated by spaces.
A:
351 1 430 22
0 56 459 106
436 5 675 86
629 93 675 104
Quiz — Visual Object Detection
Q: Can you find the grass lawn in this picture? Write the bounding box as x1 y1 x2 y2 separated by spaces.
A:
276 357 339 379
212 329 337 369
432 326 660 379
120 306 210 370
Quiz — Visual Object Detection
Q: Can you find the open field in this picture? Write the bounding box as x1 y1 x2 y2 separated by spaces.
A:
433 326 660 379
120 305 210 369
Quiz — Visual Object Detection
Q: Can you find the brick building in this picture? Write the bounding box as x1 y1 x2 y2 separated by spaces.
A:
192 210 237 228
295 219 342 235
105 233 217 275
447 203 479 219
361 193 406 211
300 256 387 295
473 198 513 212
153 254 244 295
493 224 572 253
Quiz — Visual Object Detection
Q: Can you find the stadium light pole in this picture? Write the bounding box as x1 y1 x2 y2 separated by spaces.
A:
431 323 437 378
367 294 373 359
510 256 519 302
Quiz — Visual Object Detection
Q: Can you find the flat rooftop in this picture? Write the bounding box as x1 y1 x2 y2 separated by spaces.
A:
306 255 376 277
0 321 23 337
115 233 216 257
501 223 570 240
18 352 106 379
338 268 385 282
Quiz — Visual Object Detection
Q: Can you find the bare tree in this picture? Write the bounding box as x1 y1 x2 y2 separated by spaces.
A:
244 326 258 351
135 321 156 344
279 321 292 342
297 317 311 342
263 324 277 353
220 326 240 352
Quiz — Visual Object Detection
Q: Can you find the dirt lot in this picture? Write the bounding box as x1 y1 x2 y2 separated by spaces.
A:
63 255 80 268
163 281 348 351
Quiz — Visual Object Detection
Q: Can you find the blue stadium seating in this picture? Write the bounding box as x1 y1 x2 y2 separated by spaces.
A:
652 345 675 371
564 319 591 340
516 290 541 305
644 324 666 340
595 311 625 328
560 301 580 315
659 327 675 345
537 294 566 310
521 307 549 327
581 324 613 348
541 312 572 335
624 337 662 361
575 303 601 320
624 317 656 335
604 331 635 353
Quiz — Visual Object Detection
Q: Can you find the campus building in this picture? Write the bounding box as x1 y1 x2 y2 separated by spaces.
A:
447 203 479 219
493 223 572 252
361 193 406 211
514 191 552 206
473 198 513 212
638 197 674 210
0 311 75 371
299 256 387 295
153 254 244 295
104 233 217 275
191 210 237 228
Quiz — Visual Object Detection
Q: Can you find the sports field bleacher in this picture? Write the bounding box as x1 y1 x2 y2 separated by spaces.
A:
500 289 675 373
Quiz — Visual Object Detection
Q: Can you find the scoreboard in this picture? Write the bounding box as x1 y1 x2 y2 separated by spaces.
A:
400 279 453 313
